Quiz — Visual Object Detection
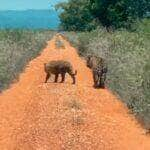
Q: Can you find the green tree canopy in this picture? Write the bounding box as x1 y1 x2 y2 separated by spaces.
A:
56 0 98 31
56 0 149 31
90 0 149 29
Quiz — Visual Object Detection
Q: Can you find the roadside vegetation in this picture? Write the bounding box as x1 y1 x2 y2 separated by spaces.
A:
64 19 150 130
0 30 55 91
56 0 150 131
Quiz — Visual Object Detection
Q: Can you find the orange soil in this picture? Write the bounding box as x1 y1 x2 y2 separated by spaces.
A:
0 35 149 150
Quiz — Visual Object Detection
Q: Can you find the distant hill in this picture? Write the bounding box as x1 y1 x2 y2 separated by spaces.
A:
0 9 60 29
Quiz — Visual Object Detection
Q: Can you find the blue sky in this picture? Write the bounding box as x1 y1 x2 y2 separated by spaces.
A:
0 0 64 10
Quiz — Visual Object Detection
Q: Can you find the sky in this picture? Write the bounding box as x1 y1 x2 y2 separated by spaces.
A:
0 0 64 10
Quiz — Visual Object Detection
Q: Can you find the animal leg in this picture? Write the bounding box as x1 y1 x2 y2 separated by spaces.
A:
61 73 65 83
68 72 76 84
69 73 76 84
45 73 50 83
54 74 59 83
93 73 98 88
99 73 106 88
98 76 102 88
71 74 76 84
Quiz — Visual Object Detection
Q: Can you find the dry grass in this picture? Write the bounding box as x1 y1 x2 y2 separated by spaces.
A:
0 29 56 91
64 19 150 130
67 99 82 110
55 37 65 49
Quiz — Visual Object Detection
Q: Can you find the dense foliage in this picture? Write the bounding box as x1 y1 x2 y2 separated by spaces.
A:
56 0 149 30
90 0 149 29
56 0 98 31
64 19 150 130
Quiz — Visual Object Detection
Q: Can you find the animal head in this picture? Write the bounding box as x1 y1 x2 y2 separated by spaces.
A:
86 55 99 69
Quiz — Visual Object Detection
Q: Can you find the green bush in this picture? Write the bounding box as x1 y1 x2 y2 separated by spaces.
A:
64 20 150 129
63 31 79 48
0 30 55 91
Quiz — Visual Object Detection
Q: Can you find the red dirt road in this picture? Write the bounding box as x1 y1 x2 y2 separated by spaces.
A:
0 35 149 150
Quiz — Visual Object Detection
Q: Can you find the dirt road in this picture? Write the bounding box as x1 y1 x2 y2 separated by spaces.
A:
0 35 149 150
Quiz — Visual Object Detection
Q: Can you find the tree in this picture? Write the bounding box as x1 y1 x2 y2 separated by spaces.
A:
89 0 150 29
56 0 149 30
55 0 98 31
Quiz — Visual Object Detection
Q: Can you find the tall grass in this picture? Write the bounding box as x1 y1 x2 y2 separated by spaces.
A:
64 19 150 130
0 30 55 91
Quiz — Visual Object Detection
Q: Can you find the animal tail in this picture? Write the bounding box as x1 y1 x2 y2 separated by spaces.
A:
74 70 77 75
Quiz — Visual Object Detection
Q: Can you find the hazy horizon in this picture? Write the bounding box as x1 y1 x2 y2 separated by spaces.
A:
0 0 65 29
0 9 60 29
